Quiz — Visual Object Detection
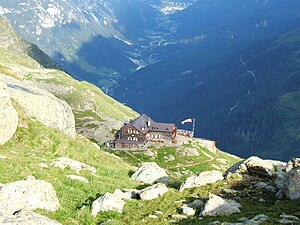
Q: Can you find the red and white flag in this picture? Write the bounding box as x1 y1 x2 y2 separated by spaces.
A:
181 118 193 124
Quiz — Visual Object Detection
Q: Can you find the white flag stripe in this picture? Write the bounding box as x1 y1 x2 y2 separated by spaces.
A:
181 118 193 124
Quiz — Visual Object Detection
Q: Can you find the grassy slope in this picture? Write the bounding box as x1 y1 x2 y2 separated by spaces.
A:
0 106 139 224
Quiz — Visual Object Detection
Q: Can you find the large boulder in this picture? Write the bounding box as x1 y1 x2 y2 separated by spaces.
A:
92 192 126 216
225 156 277 179
179 170 223 192
284 158 300 200
2 75 75 138
0 81 18 145
201 194 241 217
0 210 62 225
52 157 96 174
131 162 169 184
138 183 169 200
0 177 59 214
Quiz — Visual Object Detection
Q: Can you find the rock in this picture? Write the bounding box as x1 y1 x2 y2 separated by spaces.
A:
155 211 163 215
179 170 223 192
0 81 18 145
0 179 59 214
164 154 175 162
4 76 75 138
208 221 221 225
122 189 139 200
52 157 96 174
188 199 204 209
225 156 276 179
276 189 285 199
138 183 169 200
92 192 126 216
255 182 268 189
283 158 300 200
201 194 241 217
180 204 196 216
0 210 62 225
148 215 158 219
38 163 49 169
223 189 237 194
131 162 169 184
171 214 188 220
0 155 8 160
144 150 157 157
285 158 300 173
185 148 200 156
67 175 89 183
279 213 300 224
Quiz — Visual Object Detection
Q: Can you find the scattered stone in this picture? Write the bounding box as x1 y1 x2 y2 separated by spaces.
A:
179 170 223 192
0 155 8 160
279 213 300 224
188 199 204 209
138 183 169 200
0 178 59 214
223 189 237 194
148 215 158 219
67 175 89 183
52 157 96 174
144 150 157 157
131 162 169 184
283 158 300 200
122 189 139 200
92 192 126 216
0 81 18 146
180 204 196 216
276 189 285 199
164 154 175 162
155 211 163 215
201 194 241 217
208 221 221 225
255 182 268 189
265 185 277 193
0 210 62 225
38 163 49 169
171 214 188 220
258 198 265 202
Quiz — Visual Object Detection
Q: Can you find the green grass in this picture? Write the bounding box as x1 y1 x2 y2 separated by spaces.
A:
105 139 240 182
0 112 139 225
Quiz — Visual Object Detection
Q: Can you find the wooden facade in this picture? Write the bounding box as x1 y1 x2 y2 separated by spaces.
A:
114 114 177 149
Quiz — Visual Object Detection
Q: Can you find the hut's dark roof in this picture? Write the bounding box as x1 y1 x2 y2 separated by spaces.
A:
123 114 175 134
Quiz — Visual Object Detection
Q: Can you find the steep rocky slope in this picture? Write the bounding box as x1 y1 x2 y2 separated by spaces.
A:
0 17 138 144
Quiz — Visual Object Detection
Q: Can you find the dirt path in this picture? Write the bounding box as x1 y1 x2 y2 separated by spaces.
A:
124 150 142 163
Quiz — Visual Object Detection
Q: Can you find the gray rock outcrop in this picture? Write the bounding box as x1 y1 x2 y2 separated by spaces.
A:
0 210 62 225
2 75 75 137
283 158 300 200
52 157 96 174
131 162 169 184
0 81 18 145
179 170 223 192
92 192 126 216
138 183 169 200
0 177 59 215
225 156 279 179
201 194 241 217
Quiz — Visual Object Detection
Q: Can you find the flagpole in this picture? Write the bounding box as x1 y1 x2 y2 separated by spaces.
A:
192 118 195 138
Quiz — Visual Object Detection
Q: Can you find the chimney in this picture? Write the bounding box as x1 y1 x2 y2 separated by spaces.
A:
147 117 151 127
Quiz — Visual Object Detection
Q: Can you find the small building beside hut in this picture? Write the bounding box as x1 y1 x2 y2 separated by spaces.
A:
114 114 177 149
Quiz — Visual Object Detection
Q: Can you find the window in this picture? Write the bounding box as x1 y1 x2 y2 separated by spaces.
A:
133 137 138 142
128 137 132 141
